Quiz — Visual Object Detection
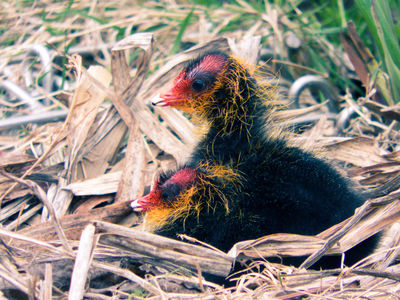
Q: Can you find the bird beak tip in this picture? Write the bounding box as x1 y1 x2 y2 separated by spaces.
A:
151 93 163 106
151 92 181 107
131 199 144 212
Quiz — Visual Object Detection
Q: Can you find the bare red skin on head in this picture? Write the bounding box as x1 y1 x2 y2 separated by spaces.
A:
131 168 198 212
186 53 228 80
169 168 198 188
154 53 228 107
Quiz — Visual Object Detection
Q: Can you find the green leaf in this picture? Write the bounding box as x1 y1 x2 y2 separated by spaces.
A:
372 0 400 66
372 0 400 101
354 0 383 58
170 9 194 55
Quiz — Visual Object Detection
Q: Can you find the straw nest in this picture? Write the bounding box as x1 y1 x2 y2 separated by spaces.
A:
1 1 400 299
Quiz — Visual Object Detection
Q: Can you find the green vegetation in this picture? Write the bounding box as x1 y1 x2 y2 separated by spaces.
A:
355 0 400 104
170 8 195 54
1 0 399 103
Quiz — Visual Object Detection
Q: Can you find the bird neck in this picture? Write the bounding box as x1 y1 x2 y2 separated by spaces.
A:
192 92 272 166
188 57 280 164
205 89 271 146
200 58 273 140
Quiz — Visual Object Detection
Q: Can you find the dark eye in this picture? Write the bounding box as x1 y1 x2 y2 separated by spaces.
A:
161 183 181 205
191 78 207 92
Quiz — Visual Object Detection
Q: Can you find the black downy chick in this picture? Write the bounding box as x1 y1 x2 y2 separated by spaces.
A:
132 51 376 265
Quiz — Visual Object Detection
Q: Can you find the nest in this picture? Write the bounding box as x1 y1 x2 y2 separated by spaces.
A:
1 1 400 299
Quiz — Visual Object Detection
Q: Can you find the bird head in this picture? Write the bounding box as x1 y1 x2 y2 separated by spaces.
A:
152 51 229 113
131 163 241 231
131 168 200 229
152 51 270 134
132 168 198 212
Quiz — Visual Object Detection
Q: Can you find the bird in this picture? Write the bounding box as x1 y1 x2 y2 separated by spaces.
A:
132 51 373 262
132 162 244 251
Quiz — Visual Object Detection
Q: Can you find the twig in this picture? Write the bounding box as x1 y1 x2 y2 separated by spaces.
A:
361 174 400 198
0 54 83 207
69 224 96 300
94 221 233 278
43 263 53 300
300 199 372 269
0 227 72 257
90 260 167 298
0 267 34 297
350 268 400 281
178 234 227 255
0 170 72 253
110 33 155 201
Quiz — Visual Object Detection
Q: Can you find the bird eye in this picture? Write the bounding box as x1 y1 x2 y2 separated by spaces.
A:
191 78 206 92
161 183 181 205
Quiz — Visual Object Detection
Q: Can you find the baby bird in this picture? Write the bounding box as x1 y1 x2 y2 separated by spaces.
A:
133 51 368 256
132 163 244 251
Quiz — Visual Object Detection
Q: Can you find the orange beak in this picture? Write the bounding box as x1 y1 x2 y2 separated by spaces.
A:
131 194 152 212
152 91 185 107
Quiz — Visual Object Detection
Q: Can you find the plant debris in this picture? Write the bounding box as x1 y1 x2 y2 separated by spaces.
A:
0 1 399 299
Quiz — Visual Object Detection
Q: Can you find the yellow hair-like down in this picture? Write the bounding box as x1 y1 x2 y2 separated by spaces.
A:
144 162 242 232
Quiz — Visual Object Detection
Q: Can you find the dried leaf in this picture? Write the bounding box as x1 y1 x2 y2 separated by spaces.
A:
324 137 386 167
65 66 112 181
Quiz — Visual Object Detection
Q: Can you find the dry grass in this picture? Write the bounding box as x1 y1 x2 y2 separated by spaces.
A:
0 1 400 299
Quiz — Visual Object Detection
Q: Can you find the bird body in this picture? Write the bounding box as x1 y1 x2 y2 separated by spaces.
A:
132 51 366 254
